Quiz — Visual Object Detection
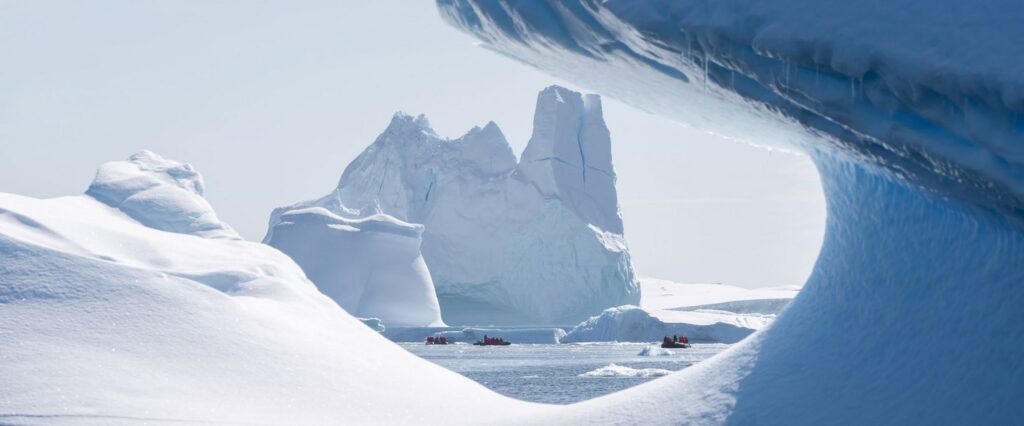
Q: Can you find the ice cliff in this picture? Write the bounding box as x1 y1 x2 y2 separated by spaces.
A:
439 0 1024 424
266 85 640 326
264 206 444 327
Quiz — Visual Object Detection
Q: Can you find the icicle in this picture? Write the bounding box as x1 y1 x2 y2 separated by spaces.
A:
703 52 709 92
785 62 790 95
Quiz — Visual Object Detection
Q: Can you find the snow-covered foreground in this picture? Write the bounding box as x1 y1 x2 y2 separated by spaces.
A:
437 1 1024 424
0 152 542 424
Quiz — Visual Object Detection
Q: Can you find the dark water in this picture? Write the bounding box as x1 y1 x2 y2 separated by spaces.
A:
400 342 727 404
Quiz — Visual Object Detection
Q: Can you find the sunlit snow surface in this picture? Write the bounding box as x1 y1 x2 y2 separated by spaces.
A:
439 0 1024 424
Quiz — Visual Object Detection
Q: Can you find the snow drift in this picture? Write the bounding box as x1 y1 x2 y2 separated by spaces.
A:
440 0 1024 424
0 152 538 424
267 86 640 326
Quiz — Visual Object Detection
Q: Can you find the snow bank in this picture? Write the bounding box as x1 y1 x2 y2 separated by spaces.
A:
0 152 540 424
440 1 1024 424
268 85 639 325
579 364 672 378
562 305 768 344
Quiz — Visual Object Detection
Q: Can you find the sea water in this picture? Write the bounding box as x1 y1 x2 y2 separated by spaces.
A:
400 342 727 404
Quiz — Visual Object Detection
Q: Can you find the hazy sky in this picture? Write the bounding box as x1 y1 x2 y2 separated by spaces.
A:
0 1 825 288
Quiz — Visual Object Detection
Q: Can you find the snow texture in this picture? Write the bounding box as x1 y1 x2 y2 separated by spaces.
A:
439 0 1024 424
267 85 640 326
0 152 541 424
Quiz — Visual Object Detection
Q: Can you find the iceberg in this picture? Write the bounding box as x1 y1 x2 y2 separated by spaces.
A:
439 0 1024 423
266 85 640 326
264 205 445 327
562 305 771 344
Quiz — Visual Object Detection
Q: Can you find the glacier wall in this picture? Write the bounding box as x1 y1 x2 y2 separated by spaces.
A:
270 86 640 326
439 0 1024 423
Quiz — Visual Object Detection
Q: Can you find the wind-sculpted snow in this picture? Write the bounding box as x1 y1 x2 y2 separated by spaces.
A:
439 0 1024 423
0 152 536 424
268 85 640 326
86 151 240 239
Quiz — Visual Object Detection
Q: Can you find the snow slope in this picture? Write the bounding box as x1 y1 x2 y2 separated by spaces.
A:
0 152 539 424
439 1 1024 424
267 86 640 326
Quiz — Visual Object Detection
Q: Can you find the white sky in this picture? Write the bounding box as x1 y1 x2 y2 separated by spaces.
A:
0 1 825 288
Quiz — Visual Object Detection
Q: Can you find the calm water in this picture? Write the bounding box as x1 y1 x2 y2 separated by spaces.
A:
400 342 727 404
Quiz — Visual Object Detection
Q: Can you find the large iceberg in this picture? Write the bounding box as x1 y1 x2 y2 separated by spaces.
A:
0 152 534 423
439 0 1024 424
266 85 640 326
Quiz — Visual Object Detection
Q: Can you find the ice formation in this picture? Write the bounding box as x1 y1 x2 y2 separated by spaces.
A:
86 150 240 240
438 0 1024 423
579 364 672 378
637 345 674 357
562 305 770 344
0 152 539 423
267 85 640 326
264 206 444 327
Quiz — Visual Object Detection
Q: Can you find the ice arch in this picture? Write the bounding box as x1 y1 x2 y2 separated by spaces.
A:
438 0 1024 423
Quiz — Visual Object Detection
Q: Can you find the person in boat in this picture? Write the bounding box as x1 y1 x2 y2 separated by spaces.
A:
673 334 678 343
427 336 435 344
439 336 447 344
681 336 689 344
663 336 672 345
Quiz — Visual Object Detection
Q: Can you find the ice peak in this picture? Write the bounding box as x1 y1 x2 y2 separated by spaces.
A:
383 112 436 139
518 86 623 233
